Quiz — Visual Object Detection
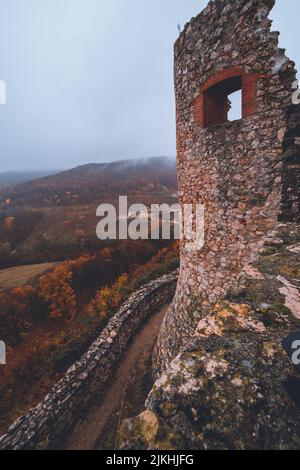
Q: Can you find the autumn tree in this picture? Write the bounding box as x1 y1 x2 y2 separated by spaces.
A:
39 264 77 319
3 216 15 231
0 285 40 345
86 274 128 319
110 273 128 308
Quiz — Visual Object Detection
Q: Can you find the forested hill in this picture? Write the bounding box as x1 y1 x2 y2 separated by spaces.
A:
0 157 177 207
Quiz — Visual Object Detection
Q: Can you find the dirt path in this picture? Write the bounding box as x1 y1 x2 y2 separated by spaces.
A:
64 304 169 450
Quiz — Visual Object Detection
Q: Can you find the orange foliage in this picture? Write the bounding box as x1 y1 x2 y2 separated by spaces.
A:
86 274 128 318
39 265 77 319
12 285 35 300
110 273 128 308
4 216 15 231
0 285 35 319
0 285 38 344
68 254 95 270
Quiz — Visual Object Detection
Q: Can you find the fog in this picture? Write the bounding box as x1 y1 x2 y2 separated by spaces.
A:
0 0 299 171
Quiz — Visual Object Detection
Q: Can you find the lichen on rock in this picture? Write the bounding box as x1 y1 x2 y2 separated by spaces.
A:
121 0 300 449
153 0 299 376
119 411 184 451
120 223 300 450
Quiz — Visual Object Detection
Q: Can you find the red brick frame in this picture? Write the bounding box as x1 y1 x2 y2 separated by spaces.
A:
194 67 261 127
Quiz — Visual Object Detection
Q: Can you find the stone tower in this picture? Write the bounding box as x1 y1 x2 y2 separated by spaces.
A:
154 0 300 374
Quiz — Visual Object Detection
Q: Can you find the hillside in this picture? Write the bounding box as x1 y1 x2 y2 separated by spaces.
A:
0 157 177 207
0 157 178 267
0 170 61 192
0 160 179 434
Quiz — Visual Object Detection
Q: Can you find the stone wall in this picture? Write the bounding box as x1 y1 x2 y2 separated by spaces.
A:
154 0 299 375
120 223 300 450
281 104 300 223
0 272 178 450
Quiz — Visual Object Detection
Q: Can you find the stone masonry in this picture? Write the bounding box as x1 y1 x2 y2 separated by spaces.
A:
0 272 177 450
154 0 299 375
120 223 300 450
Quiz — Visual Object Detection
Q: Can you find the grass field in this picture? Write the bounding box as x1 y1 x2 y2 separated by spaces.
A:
0 262 58 291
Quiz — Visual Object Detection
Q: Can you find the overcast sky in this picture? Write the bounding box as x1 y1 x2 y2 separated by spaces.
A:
0 0 299 172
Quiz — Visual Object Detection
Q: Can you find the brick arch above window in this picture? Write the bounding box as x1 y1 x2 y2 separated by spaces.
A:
194 67 262 128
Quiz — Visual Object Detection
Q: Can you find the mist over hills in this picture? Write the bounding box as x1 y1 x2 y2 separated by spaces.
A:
0 157 178 267
0 157 180 433
0 170 61 191
0 157 177 207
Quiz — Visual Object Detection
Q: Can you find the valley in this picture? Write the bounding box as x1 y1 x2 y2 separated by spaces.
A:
0 157 178 268
0 157 179 436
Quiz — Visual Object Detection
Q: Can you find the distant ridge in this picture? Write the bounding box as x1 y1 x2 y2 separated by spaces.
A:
1 157 177 207
0 170 61 191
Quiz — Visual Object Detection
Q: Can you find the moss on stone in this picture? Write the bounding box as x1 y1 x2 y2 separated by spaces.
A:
119 410 184 450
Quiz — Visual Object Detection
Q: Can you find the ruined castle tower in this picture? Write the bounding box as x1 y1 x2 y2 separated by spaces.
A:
154 0 300 374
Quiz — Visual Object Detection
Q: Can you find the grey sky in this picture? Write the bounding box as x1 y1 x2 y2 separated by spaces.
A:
0 0 299 172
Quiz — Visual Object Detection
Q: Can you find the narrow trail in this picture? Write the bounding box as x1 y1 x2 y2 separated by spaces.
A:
64 304 169 450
